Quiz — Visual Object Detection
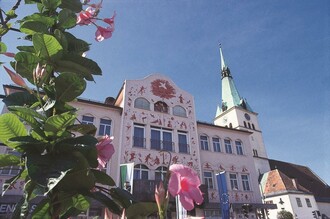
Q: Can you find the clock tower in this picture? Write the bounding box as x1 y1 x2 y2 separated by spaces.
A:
214 46 270 174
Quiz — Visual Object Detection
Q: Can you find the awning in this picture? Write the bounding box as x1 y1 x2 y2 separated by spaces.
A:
231 203 277 210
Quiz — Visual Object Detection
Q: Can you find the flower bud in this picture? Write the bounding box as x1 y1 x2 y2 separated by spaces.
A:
3 66 27 88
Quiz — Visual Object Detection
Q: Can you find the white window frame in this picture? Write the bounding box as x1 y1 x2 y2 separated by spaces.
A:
133 124 145 148
155 166 168 181
82 115 94 125
173 105 186 117
224 139 232 154
212 137 221 152
203 171 214 189
134 164 149 180
200 135 209 151
296 197 302 207
305 198 312 207
98 118 112 136
178 132 189 154
151 127 173 151
229 173 239 190
235 140 244 155
241 174 251 191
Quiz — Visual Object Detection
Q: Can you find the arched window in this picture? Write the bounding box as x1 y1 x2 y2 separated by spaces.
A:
155 166 168 181
224 139 232 154
134 164 149 180
200 135 209 151
134 97 150 110
244 121 247 128
248 123 251 129
229 123 233 128
154 101 168 113
173 105 186 117
212 137 221 152
235 140 244 155
252 124 255 130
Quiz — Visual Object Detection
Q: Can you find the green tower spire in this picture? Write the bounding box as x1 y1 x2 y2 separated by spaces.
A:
216 46 253 117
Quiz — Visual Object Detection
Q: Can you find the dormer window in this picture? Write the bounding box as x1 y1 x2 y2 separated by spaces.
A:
154 101 168 113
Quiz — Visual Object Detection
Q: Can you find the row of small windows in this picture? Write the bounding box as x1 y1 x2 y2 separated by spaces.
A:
243 121 255 130
135 98 187 117
200 135 244 155
296 197 312 208
133 124 189 154
203 171 251 191
82 115 112 136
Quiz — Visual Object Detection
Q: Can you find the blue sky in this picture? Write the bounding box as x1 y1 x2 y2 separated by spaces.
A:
1 0 329 183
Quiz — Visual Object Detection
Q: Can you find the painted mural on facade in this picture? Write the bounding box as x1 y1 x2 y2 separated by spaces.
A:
121 75 200 172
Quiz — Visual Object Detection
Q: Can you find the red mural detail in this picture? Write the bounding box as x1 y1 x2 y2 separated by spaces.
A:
153 156 160 165
219 165 225 170
172 156 179 164
138 86 146 95
130 114 136 120
180 122 187 129
210 192 217 200
179 94 184 103
129 152 136 162
145 154 152 164
242 167 248 172
187 161 193 167
204 162 211 169
151 79 176 99
230 165 236 171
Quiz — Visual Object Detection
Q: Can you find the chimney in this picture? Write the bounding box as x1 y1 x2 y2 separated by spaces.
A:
105 97 115 105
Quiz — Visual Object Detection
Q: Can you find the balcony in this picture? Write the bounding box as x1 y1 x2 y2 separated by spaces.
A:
132 179 209 204
150 139 174 152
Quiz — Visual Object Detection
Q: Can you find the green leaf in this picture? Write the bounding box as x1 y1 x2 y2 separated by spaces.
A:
55 53 101 80
21 13 55 27
55 72 86 102
84 191 122 215
13 52 40 83
9 136 47 153
110 187 136 208
26 153 75 191
33 33 63 60
3 91 38 107
58 9 77 29
67 124 97 135
91 169 116 186
0 42 7 53
44 111 76 137
126 202 158 219
20 21 49 35
64 32 90 53
31 198 51 219
54 135 98 167
5 10 17 19
8 106 46 138
0 154 20 167
17 45 36 53
0 113 27 148
59 0 82 13
41 0 61 10
54 29 68 51
57 151 96 191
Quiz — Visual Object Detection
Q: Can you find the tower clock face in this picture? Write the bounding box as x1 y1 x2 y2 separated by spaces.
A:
244 113 250 121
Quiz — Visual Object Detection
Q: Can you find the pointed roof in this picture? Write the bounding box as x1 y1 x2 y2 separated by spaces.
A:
217 46 253 116
260 169 311 197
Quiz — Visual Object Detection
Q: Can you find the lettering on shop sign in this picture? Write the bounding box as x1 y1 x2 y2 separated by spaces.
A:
0 203 36 214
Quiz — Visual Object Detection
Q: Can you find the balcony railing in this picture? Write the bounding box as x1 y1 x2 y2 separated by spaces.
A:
150 139 174 152
132 179 209 204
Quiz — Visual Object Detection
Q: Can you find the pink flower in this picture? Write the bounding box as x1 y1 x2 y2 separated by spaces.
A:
95 25 114 42
155 181 169 215
168 164 204 210
3 66 27 88
103 11 116 26
96 135 115 169
77 7 95 25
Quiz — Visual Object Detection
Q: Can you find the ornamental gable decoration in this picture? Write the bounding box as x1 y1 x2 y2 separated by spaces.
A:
151 79 176 99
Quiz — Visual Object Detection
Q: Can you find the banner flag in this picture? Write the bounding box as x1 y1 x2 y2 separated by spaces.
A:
120 162 134 193
216 171 230 219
